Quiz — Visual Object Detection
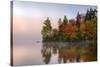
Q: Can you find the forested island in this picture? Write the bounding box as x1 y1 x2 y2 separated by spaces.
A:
41 8 97 42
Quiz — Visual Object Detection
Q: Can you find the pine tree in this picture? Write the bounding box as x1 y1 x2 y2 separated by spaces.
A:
90 8 94 19
44 17 52 31
76 12 80 28
41 17 52 41
93 9 97 18
85 9 90 21
63 16 68 24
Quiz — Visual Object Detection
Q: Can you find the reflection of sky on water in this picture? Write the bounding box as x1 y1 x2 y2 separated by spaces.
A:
13 43 44 65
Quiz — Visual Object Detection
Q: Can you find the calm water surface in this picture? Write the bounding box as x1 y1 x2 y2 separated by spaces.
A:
13 41 97 66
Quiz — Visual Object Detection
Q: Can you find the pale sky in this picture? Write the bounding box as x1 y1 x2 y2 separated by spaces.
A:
13 1 97 19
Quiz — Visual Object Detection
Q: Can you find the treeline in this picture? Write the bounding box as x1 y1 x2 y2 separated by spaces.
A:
41 8 97 42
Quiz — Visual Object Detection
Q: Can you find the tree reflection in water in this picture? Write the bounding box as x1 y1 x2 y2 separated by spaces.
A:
41 41 97 64
41 43 52 64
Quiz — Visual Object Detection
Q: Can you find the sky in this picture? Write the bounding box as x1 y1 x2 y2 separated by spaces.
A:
12 1 97 43
13 1 97 19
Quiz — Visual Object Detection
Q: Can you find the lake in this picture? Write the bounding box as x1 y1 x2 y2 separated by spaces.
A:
13 41 97 66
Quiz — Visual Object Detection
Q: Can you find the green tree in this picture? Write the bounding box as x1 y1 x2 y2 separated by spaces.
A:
76 12 80 28
85 9 90 21
41 17 52 41
90 8 94 19
63 16 68 24
93 9 97 18
43 17 52 31
52 29 59 41
70 32 78 42
58 18 62 32
85 8 97 21
85 18 97 40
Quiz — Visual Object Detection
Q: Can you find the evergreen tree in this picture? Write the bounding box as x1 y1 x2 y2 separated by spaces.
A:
85 9 90 21
85 8 97 21
44 17 52 31
90 8 94 19
63 16 68 24
41 17 52 41
76 12 80 28
93 9 97 18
